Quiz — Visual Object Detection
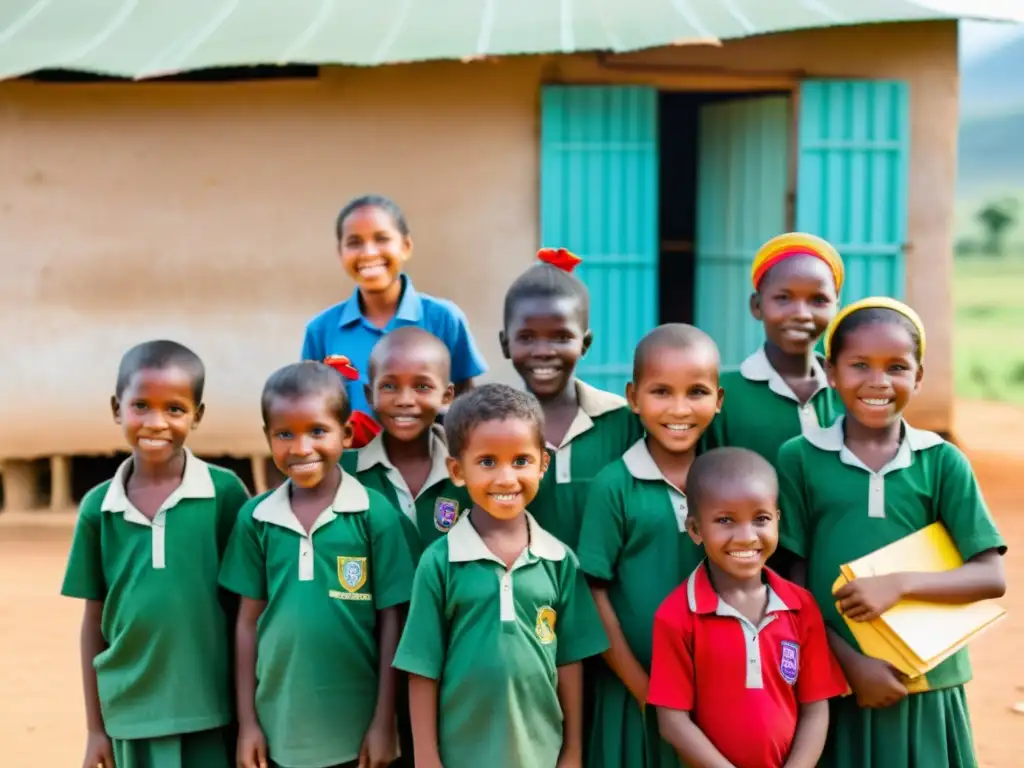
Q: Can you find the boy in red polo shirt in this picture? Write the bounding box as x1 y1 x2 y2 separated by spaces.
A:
647 447 847 768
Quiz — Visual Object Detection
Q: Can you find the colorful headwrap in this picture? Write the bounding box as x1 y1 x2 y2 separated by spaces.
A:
751 232 844 291
537 247 582 273
323 355 381 449
823 297 926 361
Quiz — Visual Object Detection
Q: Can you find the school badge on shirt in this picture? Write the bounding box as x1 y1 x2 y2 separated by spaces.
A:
434 497 460 532
779 641 800 685
535 606 557 645
329 556 373 601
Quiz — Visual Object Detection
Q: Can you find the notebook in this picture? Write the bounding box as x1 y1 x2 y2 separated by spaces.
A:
831 522 1006 681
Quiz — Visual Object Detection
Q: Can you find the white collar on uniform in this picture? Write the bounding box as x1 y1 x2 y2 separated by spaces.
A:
552 380 627 449
447 511 566 563
101 447 215 513
253 471 370 536
357 424 450 484
739 346 828 403
804 416 945 473
621 438 687 492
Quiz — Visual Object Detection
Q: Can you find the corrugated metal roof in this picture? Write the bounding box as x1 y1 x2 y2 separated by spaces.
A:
0 0 1019 80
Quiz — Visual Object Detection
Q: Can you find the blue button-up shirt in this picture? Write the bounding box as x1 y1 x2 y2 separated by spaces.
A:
301 275 487 416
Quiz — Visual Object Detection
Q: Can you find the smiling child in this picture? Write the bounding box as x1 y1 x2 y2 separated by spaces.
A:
706 233 845 466
501 248 643 550
302 194 487 420
648 447 847 768
393 384 608 768
61 341 250 768
576 324 722 768
777 298 1008 768
220 361 415 768
342 327 472 558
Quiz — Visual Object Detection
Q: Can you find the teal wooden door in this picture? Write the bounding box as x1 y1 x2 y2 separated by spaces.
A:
796 80 910 302
540 85 658 395
693 95 791 367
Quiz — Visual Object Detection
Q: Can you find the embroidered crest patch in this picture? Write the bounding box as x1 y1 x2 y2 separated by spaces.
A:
337 556 367 593
779 641 800 685
535 606 557 645
434 497 460 532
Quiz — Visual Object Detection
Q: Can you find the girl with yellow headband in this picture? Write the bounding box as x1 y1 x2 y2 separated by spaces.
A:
705 232 844 472
776 298 1007 768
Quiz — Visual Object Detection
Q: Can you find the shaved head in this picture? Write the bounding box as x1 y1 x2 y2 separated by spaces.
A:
632 323 720 383
369 327 452 383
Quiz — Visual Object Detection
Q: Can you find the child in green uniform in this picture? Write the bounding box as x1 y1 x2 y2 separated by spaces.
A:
61 341 251 768
342 327 472 559
576 324 723 768
341 327 472 766
777 297 1008 768
220 362 415 768
393 384 609 768
500 247 643 550
706 232 845 466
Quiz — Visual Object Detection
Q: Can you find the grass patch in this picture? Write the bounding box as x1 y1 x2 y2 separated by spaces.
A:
954 257 1024 404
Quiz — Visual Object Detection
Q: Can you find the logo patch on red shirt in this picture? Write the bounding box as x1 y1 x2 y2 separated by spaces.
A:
780 641 800 685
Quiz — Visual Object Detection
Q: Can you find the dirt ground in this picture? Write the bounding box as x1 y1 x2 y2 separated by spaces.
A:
1 401 1021 767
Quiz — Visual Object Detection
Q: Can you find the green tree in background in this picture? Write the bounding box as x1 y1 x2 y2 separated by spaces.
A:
976 198 1018 257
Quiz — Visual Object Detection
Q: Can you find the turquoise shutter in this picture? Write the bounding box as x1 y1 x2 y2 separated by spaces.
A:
693 96 791 367
540 85 658 395
796 80 910 302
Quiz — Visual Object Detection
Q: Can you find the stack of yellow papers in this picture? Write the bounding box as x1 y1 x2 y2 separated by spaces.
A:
831 522 1006 683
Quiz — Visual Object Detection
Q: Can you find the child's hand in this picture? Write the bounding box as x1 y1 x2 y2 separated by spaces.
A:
359 715 398 768
835 574 906 622
81 730 114 768
847 655 909 709
556 751 583 768
237 721 268 768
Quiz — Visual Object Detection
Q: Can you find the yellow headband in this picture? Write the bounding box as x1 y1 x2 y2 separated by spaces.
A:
751 232 844 291
823 297 926 360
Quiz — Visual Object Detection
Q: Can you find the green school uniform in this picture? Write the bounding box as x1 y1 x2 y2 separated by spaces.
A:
393 512 609 768
706 346 843 466
777 418 1007 768
60 451 250 767
342 425 471 559
531 380 645 551
576 439 706 768
219 474 415 768
341 425 469 767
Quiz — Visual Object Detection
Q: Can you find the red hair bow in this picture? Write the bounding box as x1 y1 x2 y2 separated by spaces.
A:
537 247 582 273
348 411 382 449
323 355 360 382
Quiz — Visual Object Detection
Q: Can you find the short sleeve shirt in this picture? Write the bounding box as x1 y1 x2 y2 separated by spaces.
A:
393 513 608 768
648 563 847 768
219 474 415 768
343 425 472 559
60 451 250 739
300 274 487 415
576 439 705 669
776 418 1007 691
529 380 645 551
705 347 842 467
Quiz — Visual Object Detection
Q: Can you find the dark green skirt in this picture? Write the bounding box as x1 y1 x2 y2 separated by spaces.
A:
112 726 233 768
584 664 682 768
822 686 977 768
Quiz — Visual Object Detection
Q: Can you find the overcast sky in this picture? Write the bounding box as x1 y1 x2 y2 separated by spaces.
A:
961 19 1024 62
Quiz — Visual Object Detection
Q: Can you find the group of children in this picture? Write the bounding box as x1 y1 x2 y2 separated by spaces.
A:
62 196 1008 768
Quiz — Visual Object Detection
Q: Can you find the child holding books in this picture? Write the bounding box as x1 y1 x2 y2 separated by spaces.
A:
777 298 1007 767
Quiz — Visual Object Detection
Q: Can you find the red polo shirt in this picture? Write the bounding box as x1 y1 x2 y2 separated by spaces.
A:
647 563 847 768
